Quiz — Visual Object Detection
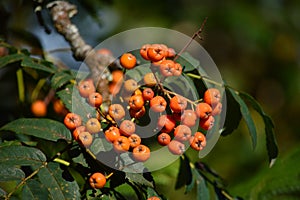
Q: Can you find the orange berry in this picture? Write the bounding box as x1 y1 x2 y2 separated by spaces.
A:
78 78 96 98
111 70 124 83
157 115 176 133
159 60 175 77
142 88 155 101
113 136 130 153
119 120 136 137
128 134 141 148
196 102 212 120
124 79 139 93
108 104 126 121
211 102 222 116
96 48 113 56
53 99 68 115
88 92 103 108
204 88 221 106
168 140 185 155
120 53 137 69
140 44 151 60
190 132 206 151
132 144 150 162
150 96 167 112
86 118 101 134
64 113 82 130
129 106 146 119
199 115 215 130
104 126 120 143
78 131 93 147
174 125 192 141
157 133 171 146
172 62 182 76
72 125 86 141
181 110 197 127
147 44 166 62
89 172 106 189
170 95 187 113
143 72 157 87
31 100 47 117
129 95 144 111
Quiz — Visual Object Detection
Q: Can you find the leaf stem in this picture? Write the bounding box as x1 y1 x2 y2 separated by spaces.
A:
53 158 70 166
186 73 224 87
16 69 25 103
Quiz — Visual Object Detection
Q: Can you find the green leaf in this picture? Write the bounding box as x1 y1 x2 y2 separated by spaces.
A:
37 162 80 200
0 165 25 181
176 52 200 72
146 187 161 199
0 53 25 68
175 155 193 190
21 57 56 73
221 87 242 136
90 138 113 155
0 145 46 166
239 92 278 165
193 168 210 200
126 173 154 187
57 84 97 122
0 118 72 142
51 70 74 90
228 88 257 149
22 179 50 200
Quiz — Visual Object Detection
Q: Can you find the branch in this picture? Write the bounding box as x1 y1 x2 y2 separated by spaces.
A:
47 1 114 104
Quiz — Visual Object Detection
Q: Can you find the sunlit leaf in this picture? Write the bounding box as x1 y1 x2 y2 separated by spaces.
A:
0 145 46 166
0 118 72 143
0 165 25 181
0 53 25 68
228 88 257 149
51 70 74 90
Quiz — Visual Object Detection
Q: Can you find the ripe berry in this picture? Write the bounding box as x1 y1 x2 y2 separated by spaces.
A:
128 134 141 148
169 95 187 113
31 100 47 117
140 44 151 60
167 48 176 58
196 102 212 120
129 106 146 119
142 88 155 101
150 96 167 112
190 132 206 151
78 78 96 98
143 72 157 87
111 70 124 83
199 115 215 130
174 125 192 141
147 44 166 62
78 131 93 147
64 113 82 130
119 120 136 137
104 126 120 143
211 102 222 116
159 60 175 77
172 62 182 76
132 144 150 162
86 118 101 134
120 53 137 69
147 196 161 200
97 48 113 56
109 82 122 96
53 99 68 116
157 133 171 146
113 136 130 153
129 95 144 111
181 110 197 127
124 79 139 93
204 88 221 106
72 125 86 141
157 115 176 133
108 104 125 121
168 140 185 155
89 172 106 189
88 92 103 108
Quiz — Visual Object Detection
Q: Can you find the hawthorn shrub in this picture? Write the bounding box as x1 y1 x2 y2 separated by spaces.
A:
0 1 278 200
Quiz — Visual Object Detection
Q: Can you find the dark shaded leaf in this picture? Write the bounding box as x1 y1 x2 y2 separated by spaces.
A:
175 155 193 190
90 138 113 155
51 70 74 90
221 87 242 136
193 168 210 200
0 118 72 142
239 92 278 165
228 88 257 149
22 179 50 200
0 165 25 181
37 162 80 200
110 171 126 188
0 145 46 166
0 53 25 68
21 57 56 73
177 52 200 72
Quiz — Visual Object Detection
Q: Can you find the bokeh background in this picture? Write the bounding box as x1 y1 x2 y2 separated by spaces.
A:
1 0 300 199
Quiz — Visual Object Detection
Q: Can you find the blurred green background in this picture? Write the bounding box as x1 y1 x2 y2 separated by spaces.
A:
1 0 300 199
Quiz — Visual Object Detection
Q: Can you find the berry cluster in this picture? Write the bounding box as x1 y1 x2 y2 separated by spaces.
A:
63 43 222 189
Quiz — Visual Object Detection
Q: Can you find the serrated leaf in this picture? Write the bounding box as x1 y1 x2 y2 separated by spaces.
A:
0 165 25 181
228 88 257 149
37 162 80 200
22 179 50 200
21 57 56 73
221 87 242 136
0 53 25 68
0 118 72 142
126 173 153 187
239 92 278 165
175 155 193 190
57 84 97 122
193 168 210 200
0 145 46 166
51 71 74 90
90 138 113 155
